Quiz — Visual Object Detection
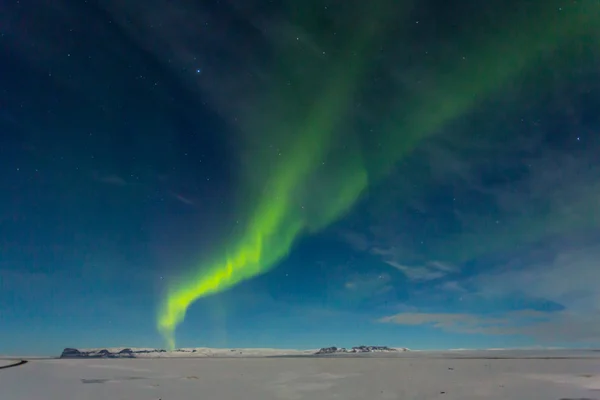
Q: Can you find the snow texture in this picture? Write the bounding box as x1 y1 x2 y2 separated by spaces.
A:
2 350 599 400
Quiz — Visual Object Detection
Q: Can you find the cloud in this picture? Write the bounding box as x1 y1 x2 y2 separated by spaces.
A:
330 272 394 306
379 243 600 343
382 258 456 281
338 64 600 344
379 309 600 343
379 312 508 331
170 192 195 206
339 230 457 281
470 242 600 319
343 242 455 281
96 174 128 186
341 70 600 262
344 272 392 295
339 231 371 252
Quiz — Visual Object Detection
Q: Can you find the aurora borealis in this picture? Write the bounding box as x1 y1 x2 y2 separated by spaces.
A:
2 0 600 355
157 1 599 347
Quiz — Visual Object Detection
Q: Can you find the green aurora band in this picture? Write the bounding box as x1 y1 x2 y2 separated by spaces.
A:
157 1 598 348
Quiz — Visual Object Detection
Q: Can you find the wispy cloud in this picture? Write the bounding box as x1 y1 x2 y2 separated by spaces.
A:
379 309 600 343
378 242 600 343
339 230 457 281
380 258 456 281
96 174 128 186
379 312 509 331
343 272 392 296
342 77 600 261
170 191 195 206
323 271 395 307
471 242 600 317
340 231 371 252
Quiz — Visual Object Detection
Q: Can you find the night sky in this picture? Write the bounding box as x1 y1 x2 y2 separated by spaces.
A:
1 0 599 355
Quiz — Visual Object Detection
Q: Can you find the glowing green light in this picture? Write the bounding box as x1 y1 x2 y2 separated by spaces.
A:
157 1 597 348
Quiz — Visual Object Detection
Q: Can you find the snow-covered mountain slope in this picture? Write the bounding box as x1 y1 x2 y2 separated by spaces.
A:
60 345 409 358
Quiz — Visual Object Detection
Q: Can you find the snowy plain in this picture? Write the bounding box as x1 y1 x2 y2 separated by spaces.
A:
0 359 19 368
1 350 599 400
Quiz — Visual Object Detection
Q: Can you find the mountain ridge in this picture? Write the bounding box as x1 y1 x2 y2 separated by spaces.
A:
60 346 410 358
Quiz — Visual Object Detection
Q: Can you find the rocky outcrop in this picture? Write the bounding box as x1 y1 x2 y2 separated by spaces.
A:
60 348 136 358
59 345 409 358
315 345 408 355
60 348 82 358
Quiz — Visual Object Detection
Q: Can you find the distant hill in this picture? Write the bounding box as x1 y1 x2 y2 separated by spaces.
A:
315 346 409 355
60 345 409 358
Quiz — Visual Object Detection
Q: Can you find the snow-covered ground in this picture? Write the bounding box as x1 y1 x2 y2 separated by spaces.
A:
1 350 599 399
0 359 18 368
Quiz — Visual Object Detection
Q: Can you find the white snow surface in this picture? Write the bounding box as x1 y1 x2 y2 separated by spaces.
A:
2 350 600 400
0 359 17 367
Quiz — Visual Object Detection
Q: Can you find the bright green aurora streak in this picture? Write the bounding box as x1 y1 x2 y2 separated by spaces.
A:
157 1 597 348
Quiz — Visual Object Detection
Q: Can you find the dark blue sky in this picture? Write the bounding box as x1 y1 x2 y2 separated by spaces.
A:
1 0 599 355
